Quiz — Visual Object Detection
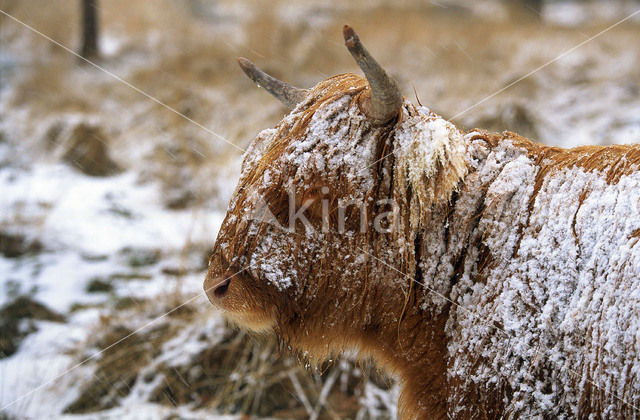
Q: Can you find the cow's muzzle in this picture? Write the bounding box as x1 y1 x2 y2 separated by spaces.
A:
204 275 231 304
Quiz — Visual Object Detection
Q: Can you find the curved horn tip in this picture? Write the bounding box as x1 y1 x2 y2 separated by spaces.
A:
237 57 256 78
237 56 250 67
343 25 358 47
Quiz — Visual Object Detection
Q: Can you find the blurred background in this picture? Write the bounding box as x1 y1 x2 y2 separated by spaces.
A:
0 0 639 418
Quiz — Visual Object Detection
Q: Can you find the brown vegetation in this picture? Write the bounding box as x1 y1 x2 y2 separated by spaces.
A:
65 301 392 418
0 296 65 358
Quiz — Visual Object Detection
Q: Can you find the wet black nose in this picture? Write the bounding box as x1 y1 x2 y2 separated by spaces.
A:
213 278 231 297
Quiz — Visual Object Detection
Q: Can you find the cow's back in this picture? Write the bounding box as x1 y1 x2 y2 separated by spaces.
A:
445 131 640 417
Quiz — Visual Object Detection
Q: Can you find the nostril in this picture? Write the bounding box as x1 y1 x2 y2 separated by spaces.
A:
213 278 231 297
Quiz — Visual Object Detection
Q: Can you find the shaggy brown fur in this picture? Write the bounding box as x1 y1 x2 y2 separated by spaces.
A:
205 72 640 419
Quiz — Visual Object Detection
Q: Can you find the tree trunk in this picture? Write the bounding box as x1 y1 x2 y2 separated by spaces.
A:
79 0 99 60
521 0 543 18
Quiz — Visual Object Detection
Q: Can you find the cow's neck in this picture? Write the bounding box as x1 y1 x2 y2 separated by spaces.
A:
371 129 536 419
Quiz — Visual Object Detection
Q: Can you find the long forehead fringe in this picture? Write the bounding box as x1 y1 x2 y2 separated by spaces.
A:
243 73 368 188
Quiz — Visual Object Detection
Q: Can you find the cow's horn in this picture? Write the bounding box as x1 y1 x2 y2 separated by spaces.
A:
237 57 308 109
343 25 402 124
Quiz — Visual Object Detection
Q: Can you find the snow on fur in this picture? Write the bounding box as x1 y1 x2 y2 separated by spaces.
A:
447 134 640 417
206 72 640 419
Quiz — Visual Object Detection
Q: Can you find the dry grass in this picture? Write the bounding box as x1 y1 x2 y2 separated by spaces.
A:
3 0 638 182
65 300 394 419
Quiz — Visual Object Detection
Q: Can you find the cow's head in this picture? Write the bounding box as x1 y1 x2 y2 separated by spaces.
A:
204 26 467 360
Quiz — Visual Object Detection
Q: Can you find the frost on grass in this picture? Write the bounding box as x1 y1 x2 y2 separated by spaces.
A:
60 302 393 419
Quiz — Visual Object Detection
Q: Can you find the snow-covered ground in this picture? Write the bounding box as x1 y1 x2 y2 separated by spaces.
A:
1 0 639 418
0 161 228 418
